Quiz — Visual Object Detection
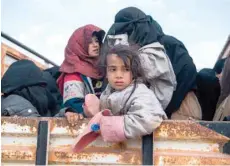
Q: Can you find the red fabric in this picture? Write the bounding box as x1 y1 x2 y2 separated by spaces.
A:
59 24 104 78
72 110 112 153
64 73 82 82
72 132 100 153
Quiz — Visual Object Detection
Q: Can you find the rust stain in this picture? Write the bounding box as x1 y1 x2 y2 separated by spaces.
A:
1 145 36 161
1 117 39 134
49 118 89 136
154 149 230 165
118 151 141 165
49 150 141 165
49 144 141 164
154 154 230 165
154 149 230 156
49 144 139 154
50 118 88 129
49 151 96 164
48 146 229 165
3 117 227 143
1 132 37 137
155 145 220 153
111 142 127 150
154 120 230 143
2 117 230 165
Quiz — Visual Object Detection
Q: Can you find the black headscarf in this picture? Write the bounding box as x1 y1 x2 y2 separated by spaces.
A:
196 58 228 120
107 7 158 46
1 60 56 116
2 60 46 93
213 58 227 74
196 68 221 120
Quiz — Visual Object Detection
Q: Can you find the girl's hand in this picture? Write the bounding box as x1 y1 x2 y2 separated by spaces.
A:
65 112 84 126
83 94 100 117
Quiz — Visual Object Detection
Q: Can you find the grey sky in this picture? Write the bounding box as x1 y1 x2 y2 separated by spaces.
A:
1 0 230 69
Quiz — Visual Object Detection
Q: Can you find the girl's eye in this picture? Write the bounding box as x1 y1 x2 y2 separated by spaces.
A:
108 68 116 72
91 36 99 43
93 37 98 42
125 67 130 71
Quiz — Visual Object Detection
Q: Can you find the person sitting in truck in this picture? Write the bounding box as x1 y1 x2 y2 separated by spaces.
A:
105 7 201 120
105 7 177 114
1 59 64 117
72 45 167 152
196 58 227 120
57 24 106 125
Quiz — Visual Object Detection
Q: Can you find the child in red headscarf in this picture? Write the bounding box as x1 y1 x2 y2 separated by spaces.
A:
57 24 106 125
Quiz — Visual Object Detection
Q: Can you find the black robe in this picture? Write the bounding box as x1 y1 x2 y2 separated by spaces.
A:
1 60 59 116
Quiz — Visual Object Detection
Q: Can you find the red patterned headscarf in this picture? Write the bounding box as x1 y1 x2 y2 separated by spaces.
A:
59 24 105 78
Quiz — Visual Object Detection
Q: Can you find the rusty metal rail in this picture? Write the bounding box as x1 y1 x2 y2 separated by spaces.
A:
1 117 230 165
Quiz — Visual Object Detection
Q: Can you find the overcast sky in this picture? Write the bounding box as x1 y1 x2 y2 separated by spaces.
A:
1 0 230 69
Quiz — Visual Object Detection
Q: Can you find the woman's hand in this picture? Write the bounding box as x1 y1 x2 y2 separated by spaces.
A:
65 112 84 126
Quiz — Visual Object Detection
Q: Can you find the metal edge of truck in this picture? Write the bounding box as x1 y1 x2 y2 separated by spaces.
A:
1 117 230 165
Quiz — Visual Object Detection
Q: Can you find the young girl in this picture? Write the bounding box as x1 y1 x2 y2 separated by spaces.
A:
105 7 177 112
73 45 167 152
57 24 106 125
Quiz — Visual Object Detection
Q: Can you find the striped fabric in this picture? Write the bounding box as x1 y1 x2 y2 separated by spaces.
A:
62 73 105 115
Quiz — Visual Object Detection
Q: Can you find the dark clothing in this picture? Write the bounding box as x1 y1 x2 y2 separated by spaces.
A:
1 59 46 94
196 58 228 121
91 77 107 98
196 69 221 120
213 58 227 74
158 35 197 117
44 66 61 81
2 94 40 117
1 60 61 117
13 86 53 116
1 94 65 117
223 116 230 121
107 7 158 46
42 70 63 116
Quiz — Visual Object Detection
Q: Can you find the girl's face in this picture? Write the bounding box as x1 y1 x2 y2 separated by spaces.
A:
106 54 133 91
88 36 100 57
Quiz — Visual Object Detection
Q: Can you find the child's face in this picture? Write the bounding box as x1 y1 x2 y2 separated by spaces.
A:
88 36 100 57
106 54 133 91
